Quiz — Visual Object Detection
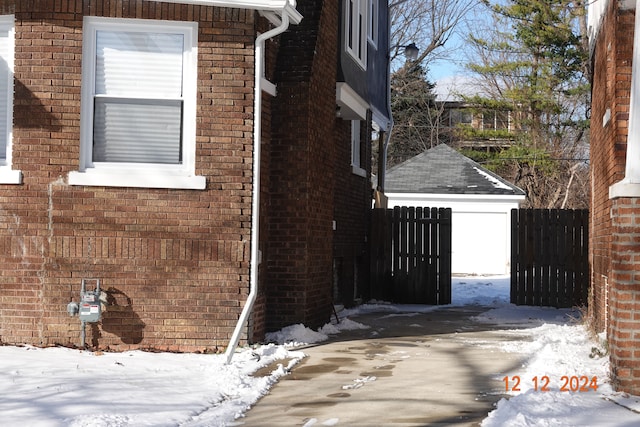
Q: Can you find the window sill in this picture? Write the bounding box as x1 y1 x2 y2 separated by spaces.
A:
351 165 367 178
0 168 23 184
69 170 206 190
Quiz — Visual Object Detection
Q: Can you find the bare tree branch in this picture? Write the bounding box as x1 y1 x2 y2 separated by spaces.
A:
390 0 479 73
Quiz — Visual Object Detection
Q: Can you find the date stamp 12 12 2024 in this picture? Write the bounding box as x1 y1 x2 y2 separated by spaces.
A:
503 375 598 392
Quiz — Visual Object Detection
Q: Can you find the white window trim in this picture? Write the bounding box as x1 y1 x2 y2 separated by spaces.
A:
351 120 366 177
345 0 368 69
0 15 21 185
69 17 204 190
367 0 378 48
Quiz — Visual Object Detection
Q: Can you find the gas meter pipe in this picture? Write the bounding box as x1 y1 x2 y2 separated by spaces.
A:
81 321 86 347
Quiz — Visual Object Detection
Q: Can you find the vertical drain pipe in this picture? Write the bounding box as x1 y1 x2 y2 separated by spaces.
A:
225 7 295 364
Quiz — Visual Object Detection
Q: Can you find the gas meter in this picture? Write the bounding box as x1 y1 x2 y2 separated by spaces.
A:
79 279 102 323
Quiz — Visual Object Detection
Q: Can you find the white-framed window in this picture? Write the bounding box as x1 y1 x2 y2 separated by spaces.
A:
351 120 366 177
345 0 368 69
368 0 378 48
69 17 205 189
0 15 21 184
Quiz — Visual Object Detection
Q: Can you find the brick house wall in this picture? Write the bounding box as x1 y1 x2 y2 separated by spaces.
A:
0 0 260 352
266 0 338 331
265 0 375 330
0 0 378 350
609 198 640 392
333 112 372 306
589 0 630 333
590 0 640 393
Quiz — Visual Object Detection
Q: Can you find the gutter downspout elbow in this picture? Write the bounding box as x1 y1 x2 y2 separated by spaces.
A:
225 7 295 365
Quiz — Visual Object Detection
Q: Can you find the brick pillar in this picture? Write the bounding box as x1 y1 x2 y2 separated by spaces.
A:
609 197 640 394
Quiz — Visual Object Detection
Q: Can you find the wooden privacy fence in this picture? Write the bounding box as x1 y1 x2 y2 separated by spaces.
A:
370 207 452 304
511 209 589 308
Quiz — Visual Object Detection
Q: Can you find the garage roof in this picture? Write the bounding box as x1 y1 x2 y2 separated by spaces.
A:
385 144 525 196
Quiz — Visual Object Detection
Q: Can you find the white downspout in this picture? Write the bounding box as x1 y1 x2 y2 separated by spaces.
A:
225 8 294 364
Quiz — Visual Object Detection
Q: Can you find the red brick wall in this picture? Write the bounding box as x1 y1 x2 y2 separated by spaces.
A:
590 1 640 394
251 28 278 343
589 0 631 332
0 0 260 351
333 112 372 306
265 0 340 331
264 0 374 328
609 198 640 393
304 0 343 327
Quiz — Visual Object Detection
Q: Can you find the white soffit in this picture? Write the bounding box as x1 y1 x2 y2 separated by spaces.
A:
150 0 302 24
336 83 368 121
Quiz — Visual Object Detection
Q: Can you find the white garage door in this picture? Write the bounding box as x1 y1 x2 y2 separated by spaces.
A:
451 211 509 275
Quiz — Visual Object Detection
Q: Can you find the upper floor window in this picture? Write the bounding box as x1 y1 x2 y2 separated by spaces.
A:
0 15 20 184
482 111 510 131
69 17 204 189
345 0 368 69
368 0 378 48
449 109 473 127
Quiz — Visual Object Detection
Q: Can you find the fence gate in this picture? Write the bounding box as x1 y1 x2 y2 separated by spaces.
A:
511 209 589 308
370 207 452 304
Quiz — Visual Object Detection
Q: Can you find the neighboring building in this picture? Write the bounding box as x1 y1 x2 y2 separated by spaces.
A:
435 76 520 152
385 144 525 275
441 101 517 151
0 0 390 352
588 0 640 394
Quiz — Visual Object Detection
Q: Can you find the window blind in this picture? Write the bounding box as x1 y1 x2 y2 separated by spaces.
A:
93 30 185 164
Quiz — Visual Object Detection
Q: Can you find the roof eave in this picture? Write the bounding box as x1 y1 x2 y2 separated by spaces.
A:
149 0 303 24
386 192 526 202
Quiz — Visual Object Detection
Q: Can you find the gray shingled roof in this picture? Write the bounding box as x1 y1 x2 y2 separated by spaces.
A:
385 144 525 196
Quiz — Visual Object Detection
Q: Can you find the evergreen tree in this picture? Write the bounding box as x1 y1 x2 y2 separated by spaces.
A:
461 0 590 208
386 63 441 168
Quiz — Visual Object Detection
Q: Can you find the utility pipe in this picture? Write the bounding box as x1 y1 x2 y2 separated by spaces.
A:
225 4 299 364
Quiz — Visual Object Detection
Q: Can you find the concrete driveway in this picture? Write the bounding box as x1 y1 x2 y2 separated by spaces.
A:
238 306 529 426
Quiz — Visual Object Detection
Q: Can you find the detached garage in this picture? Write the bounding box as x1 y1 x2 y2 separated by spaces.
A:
385 144 525 275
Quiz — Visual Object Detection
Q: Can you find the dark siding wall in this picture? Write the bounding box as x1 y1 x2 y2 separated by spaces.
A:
367 0 390 122
337 0 368 102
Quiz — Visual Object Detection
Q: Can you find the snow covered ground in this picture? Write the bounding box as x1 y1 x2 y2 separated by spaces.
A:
1 276 639 426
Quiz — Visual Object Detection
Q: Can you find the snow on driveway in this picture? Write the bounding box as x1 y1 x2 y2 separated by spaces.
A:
0 276 639 426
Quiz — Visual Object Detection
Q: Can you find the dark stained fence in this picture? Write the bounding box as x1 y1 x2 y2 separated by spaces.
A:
370 207 452 304
511 209 589 308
